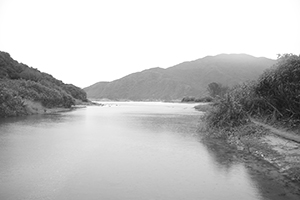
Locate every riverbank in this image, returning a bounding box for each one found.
[196,104,300,196]
[22,99,69,115]
[26,99,104,114]
[0,99,104,118]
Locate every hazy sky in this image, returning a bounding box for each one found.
[0,0,300,88]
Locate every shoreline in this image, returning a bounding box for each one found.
[196,104,300,196]
[0,99,104,119]
[226,124,300,191]
[27,100,104,115]
[22,99,85,115]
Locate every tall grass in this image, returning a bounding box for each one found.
[204,54,300,134]
[205,83,253,129]
[256,54,300,121]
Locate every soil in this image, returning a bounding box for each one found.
[202,136,300,200]
[224,123,300,199]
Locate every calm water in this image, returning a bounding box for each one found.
[0,102,295,200]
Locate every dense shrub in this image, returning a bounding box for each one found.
[255,54,300,120]
[181,96,196,102]
[0,51,87,102]
[63,84,87,102]
[182,96,213,103]
[195,96,213,102]
[205,84,250,129]
[0,84,27,117]
[207,82,228,98]
[0,52,23,79]
[204,54,300,131]
[0,79,75,109]
[0,51,88,117]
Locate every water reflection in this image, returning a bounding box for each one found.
[201,138,241,171]
[0,113,67,130]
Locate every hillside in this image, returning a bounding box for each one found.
[0,51,87,117]
[84,54,276,101]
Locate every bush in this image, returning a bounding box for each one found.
[204,54,300,132]
[195,96,214,102]
[0,50,90,117]
[182,96,213,103]
[204,84,250,129]
[0,79,75,109]
[207,82,229,98]
[0,85,27,117]
[0,50,87,103]
[181,96,195,102]
[255,54,300,121]
[63,84,87,102]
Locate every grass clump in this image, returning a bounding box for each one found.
[204,83,253,129]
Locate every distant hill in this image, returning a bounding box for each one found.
[0,51,87,117]
[84,54,276,101]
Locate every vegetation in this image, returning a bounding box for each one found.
[255,54,300,121]
[181,82,227,103]
[207,82,228,98]
[181,96,213,103]
[203,54,300,135]
[0,84,27,117]
[0,51,88,117]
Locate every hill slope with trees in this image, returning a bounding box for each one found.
[84,54,276,100]
[0,51,87,117]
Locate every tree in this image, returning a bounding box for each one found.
[207,82,228,98]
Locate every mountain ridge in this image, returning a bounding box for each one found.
[84,54,276,101]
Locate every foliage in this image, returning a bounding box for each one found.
[204,54,300,133]
[182,96,213,103]
[255,54,300,121]
[0,50,87,117]
[207,82,228,98]
[0,52,23,79]
[195,96,213,102]
[0,84,27,117]
[181,96,196,102]
[63,84,87,102]
[204,84,250,129]
[0,79,75,109]
[0,51,87,101]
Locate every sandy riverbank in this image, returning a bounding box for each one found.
[196,104,300,197]
[226,123,300,193]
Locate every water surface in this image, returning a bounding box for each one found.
[0,102,294,200]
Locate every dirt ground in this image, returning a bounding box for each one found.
[225,122,300,199]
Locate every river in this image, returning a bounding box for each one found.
[0,102,298,200]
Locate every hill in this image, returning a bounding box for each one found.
[0,51,87,117]
[84,54,276,101]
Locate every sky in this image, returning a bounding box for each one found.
[0,0,300,88]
